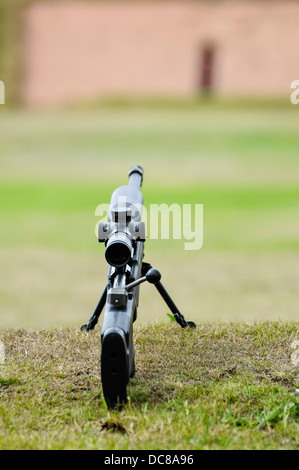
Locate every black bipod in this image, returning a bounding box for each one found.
[139,262,196,330]
[81,262,196,332]
[80,285,107,332]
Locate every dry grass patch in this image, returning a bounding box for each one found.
[0,322,298,449]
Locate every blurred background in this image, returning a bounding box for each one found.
[0,0,298,328]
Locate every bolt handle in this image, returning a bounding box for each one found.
[125,268,161,291]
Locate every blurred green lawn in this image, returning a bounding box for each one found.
[0,104,298,328]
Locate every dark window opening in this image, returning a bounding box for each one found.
[199,45,216,94]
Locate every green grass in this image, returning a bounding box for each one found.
[0,104,298,449]
[0,106,299,184]
[0,322,298,450]
[0,105,299,327]
[0,181,298,254]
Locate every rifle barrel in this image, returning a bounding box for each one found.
[128,165,143,189]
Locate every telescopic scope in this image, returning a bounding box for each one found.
[103,165,144,268]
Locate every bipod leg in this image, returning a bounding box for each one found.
[142,262,196,329]
[80,285,108,332]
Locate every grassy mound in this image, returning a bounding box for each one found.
[0,322,298,450]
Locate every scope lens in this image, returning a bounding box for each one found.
[105,233,132,268]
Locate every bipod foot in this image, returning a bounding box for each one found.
[80,285,108,332]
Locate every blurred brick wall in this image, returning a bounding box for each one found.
[21,1,299,106]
